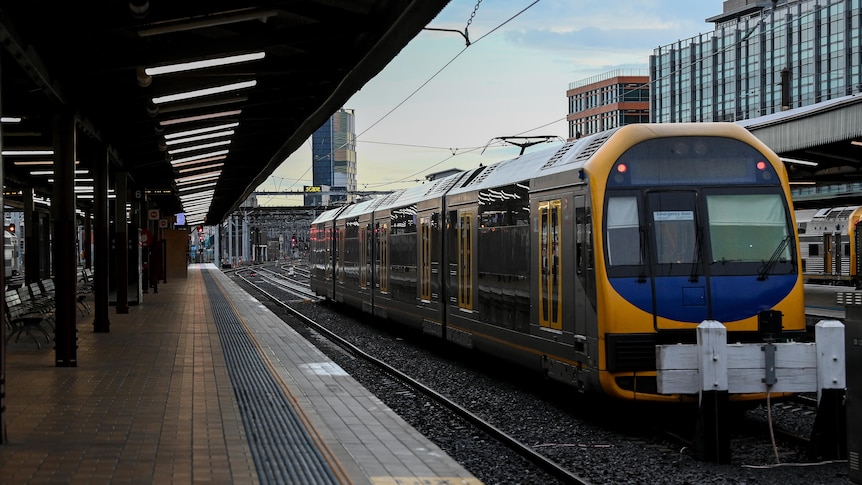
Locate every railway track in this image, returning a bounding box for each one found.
[232,271,589,484]
[227,263,851,484]
[239,265,319,301]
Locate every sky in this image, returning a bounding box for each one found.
[255,0,722,206]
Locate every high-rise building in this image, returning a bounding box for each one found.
[566,69,650,138]
[308,108,357,206]
[651,0,862,123]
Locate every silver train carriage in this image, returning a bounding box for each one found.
[796,205,862,286]
[310,123,805,403]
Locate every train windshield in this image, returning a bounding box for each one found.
[707,193,791,264]
[604,189,793,277]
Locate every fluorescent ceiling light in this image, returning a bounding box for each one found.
[159,110,241,126]
[171,150,229,165]
[172,155,227,168]
[138,9,278,37]
[156,96,247,115]
[3,150,53,156]
[178,182,217,192]
[181,196,215,204]
[181,192,215,202]
[177,172,221,183]
[178,163,224,174]
[166,130,234,146]
[168,140,231,155]
[165,123,239,140]
[152,80,256,105]
[145,52,265,76]
[780,157,818,167]
[852,141,862,147]
[1,117,22,123]
[30,169,89,176]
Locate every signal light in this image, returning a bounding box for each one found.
[7,223,14,234]
[756,161,767,171]
[616,163,628,173]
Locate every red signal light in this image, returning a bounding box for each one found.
[616,163,628,173]
[756,161,767,170]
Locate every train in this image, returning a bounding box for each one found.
[796,205,862,287]
[5,228,20,281]
[309,122,806,403]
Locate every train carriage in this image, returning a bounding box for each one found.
[311,122,807,403]
[796,205,862,286]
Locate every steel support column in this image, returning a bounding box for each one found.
[53,112,78,367]
[0,51,6,444]
[115,171,129,313]
[93,149,110,332]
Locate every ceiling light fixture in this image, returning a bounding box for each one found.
[171,155,227,168]
[780,157,819,167]
[171,150,230,165]
[137,9,278,37]
[178,163,224,174]
[160,110,242,126]
[152,80,256,105]
[169,140,231,155]
[3,150,53,156]
[165,122,239,139]
[166,132,234,147]
[145,52,265,76]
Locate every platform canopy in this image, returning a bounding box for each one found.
[737,95,862,192]
[0,1,450,224]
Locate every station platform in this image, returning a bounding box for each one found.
[1,264,481,485]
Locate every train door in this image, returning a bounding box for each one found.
[335,221,347,283]
[574,195,589,338]
[823,233,834,276]
[458,210,474,311]
[377,220,389,294]
[646,190,708,328]
[420,215,432,302]
[360,222,368,289]
[855,221,862,287]
[538,200,562,331]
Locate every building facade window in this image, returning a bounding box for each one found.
[650,0,862,123]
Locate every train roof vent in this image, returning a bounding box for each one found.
[540,140,580,169]
[571,132,613,163]
[462,164,498,187]
[371,190,403,209]
[426,172,466,195]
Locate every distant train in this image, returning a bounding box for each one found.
[310,123,806,403]
[796,205,862,287]
[5,228,20,280]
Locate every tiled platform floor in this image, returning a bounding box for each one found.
[0,264,481,485]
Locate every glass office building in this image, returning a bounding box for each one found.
[309,108,356,206]
[651,0,862,123]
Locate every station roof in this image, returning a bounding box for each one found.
[0,1,449,225]
[736,93,862,207]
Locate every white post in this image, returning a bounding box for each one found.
[815,319,846,402]
[697,320,728,394]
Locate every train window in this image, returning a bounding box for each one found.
[809,244,820,256]
[648,191,697,266]
[606,196,642,266]
[478,183,530,228]
[707,194,790,263]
